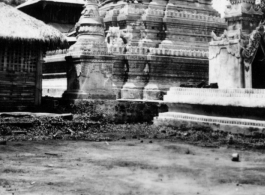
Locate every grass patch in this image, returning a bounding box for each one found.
[2,168,28,174]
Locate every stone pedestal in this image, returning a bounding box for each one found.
[63,55,115,99]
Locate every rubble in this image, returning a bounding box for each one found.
[232,153,240,162]
[0,111,265,150]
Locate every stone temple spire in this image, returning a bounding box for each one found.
[68,0,108,57]
[63,0,116,100]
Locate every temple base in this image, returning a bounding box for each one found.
[143,89,166,100]
[154,112,265,135]
[121,89,144,99]
[63,91,116,100]
[155,87,265,135]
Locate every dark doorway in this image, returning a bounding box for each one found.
[252,46,265,88]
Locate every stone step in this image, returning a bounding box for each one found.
[154,112,265,135]
[164,88,265,108]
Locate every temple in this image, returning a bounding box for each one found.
[18,0,226,100]
[14,0,265,132]
[100,0,226,100]
[155,0,265,134]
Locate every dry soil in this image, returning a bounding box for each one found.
[0,140,265,195]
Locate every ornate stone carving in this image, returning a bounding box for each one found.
[99,0,225,100]
[242,23,264,63]
[211,30,228,42]
[64,0,117,99]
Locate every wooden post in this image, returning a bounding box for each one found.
[35,49,43,105]
[3,44,7,72]
[0,46,2,71]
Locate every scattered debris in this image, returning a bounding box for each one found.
[45,164,55,168]
[185,149,191,155]
[1,112,265,150]
[66,128,75,136]
[12,131,27,135]
[44,153,61,157]
[0,140,6,145]
[232,153,240,162]
[53,130,63,139]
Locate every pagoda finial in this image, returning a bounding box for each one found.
[69,0,107,56]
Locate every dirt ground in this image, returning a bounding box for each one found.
[0,140,265,195]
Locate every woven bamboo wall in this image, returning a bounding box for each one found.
[0,41,42,111]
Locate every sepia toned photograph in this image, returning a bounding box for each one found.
[0,0,265,194]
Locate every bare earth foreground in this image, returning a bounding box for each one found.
[1,140,265,195]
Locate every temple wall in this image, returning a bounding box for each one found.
[209,43,243,89]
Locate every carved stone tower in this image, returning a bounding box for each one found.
[209,0,264,89]
[100,0,226,100]
[63,0,116,99]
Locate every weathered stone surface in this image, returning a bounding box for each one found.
[63,0,116,100]
[21,0,226,100]
[24,0,226,100]
[100,0,226,100]
[66,57,115,99]
[112,55,126,99]
[163,88,265,108]
[154,112,265,135]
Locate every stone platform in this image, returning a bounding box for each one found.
[164,88,265,108]
[154,112,265,135]
[155,88,265,135]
